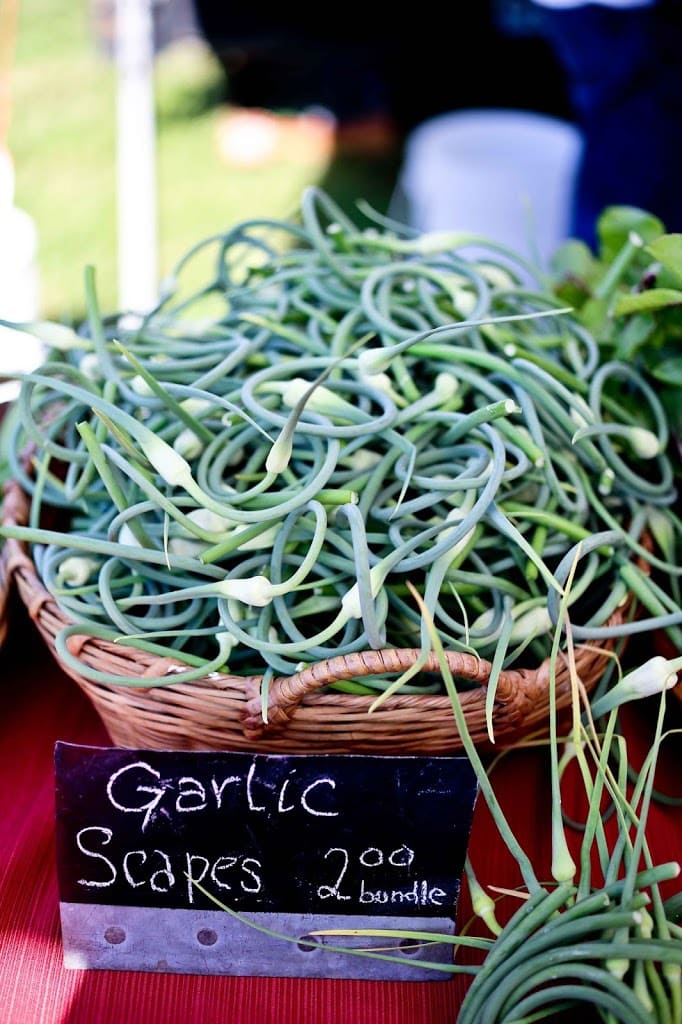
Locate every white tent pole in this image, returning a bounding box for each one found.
[115,0,158,314]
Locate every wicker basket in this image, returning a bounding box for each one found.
[2,478,636,755]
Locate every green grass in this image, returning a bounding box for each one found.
[8,0,400,321]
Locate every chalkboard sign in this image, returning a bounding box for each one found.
[55,743,478,980]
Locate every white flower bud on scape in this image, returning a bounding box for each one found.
[218,575,275,607]
[55,555,99,587]
[590,654,682,718]
[140,433,193,488]
[173,427,204,461]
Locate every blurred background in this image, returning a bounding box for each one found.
[1,0,680,325]
[0,0,573,324]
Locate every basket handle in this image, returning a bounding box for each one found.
[242,647,540,738]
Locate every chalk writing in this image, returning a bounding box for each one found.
[106,759,339,832]
[55,744,478,916]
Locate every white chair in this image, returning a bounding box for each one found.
[396,108,584,269]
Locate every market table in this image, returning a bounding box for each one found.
[1,591,679,1024]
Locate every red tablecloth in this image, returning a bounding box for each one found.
[1,594,679,1024]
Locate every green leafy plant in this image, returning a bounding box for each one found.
[549,206,682,455]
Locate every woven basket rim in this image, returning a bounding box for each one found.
[1,477,637,752]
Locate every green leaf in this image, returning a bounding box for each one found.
[650,356,682,387]
[613,313,655,361]
[597,206,665,262]
[645,233,682,285]
[612,288,682,316]
[549,239,595,282]
[578,295,611,334]
[548,240,598,309]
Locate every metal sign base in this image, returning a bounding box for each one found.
[60,902,456,981]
